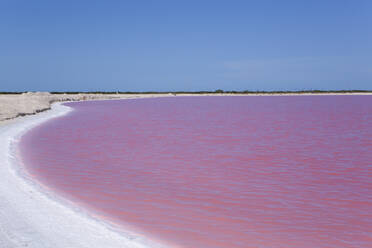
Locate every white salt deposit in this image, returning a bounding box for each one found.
[0,103,167,248]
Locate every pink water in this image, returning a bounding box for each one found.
[19,96,372,248]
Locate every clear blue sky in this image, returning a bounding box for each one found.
[1,0,371,92]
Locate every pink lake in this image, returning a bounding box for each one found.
[19,96,372,248]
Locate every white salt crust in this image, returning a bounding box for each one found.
[0,103,168,248]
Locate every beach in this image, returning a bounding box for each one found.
[0,92,371,248]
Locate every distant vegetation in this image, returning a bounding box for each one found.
[0,90,371,95]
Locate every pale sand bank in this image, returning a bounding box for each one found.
[0,92,174,122]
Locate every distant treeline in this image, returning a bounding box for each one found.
[1,90,371,94]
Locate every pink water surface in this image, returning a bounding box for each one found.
[19,96,372,248]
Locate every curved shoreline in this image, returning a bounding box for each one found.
[1,92,371,122]
[0,102,167,248]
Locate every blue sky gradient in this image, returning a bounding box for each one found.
[1,0,371,91]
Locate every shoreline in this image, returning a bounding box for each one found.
[1,93,371,247]
[0,92,174,122]
[0,102,168,248]
[1,92,371,124]
[1,94,371,247]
